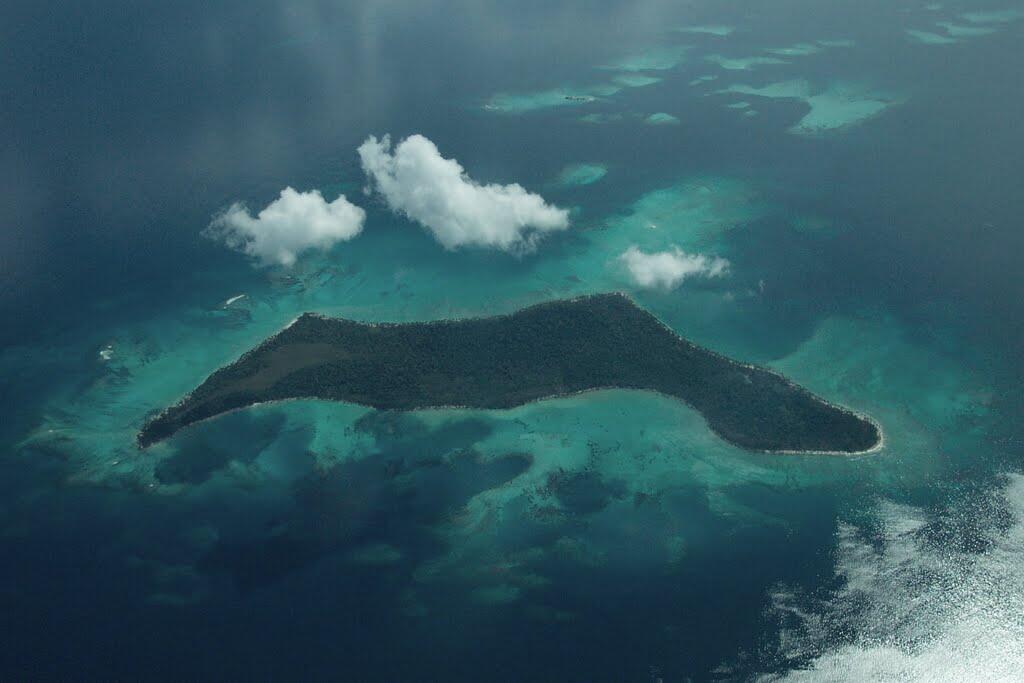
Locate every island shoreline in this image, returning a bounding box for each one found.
[138,293,883,454]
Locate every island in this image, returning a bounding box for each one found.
[139,293,881,453]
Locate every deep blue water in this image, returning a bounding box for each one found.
[2,1,1024,680]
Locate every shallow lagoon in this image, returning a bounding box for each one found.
[556,163,608,187]
[718,80,902,134]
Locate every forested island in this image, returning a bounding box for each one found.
[139,294,881,453]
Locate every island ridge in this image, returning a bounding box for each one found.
[139,293,881,453]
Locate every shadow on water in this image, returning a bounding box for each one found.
[198,411,531,591]
[155,411,289,485]
[544,468,628,516]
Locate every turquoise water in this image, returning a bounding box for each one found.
[2,1,1024,679]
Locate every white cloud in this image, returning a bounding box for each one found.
[206,187,365,267]
[620,245,729,289]
[358,134,569,252]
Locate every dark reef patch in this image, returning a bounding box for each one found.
[199,448,531,590]
[154,411,288,485]
[544,469,627,516]
[139,294,881,454]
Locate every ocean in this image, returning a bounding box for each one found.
[1,1,1022,679]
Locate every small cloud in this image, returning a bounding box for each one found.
[620,245,729,289]
[206,188,365,267]
[358,134,569,252]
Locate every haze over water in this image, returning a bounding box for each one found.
[2,1,1023,680]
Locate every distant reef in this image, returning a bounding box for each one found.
[139,294,881,454]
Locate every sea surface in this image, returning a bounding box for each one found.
[2,1,1023,680]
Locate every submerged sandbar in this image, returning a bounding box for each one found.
[139,294,881,453]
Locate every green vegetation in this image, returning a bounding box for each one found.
[139,294,880,453]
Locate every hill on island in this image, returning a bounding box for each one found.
[139,293,880,453]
